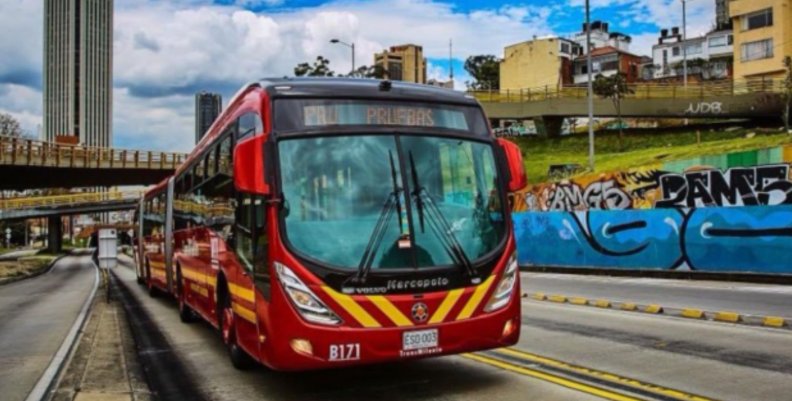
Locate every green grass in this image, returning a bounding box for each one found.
[514,128,792,184]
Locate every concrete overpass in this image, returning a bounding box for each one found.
[0,191,142,252]
[0,135,186,190]
[473,78,787,136]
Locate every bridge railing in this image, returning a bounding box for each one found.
[0,135,188,169]
[470,78,786,103]
[0,190,143,211]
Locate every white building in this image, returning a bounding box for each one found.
[43,0,114,147]
[649,27,734,80]
[572,21,632,54]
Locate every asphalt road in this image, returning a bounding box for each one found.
[0,252,96,401]
[113,258,792,401]
[522,273,792,318]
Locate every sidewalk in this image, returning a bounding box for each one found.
[52,282,151,401]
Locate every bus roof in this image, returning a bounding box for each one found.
[258,77,478,106]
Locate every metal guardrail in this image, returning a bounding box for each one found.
[0,135,188,169]
[470,78,786,103]
[0,191,143,211]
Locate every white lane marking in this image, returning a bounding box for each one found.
[25,256,99,401]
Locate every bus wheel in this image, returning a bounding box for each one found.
[219,292,254,370]
[177,267,195,323]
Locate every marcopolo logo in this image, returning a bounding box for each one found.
[387,277,450,291]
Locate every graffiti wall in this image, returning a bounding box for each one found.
[513,145,792,274]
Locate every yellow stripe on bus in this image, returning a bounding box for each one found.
[180,267,203,283]
[322,286,381,328]
[429,288,464,324]
[229,283,255,303]
[369,296,413,327]
[232,302,257,324]
[456,275,496,321]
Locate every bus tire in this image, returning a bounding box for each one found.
[218,282,254,370]
[176,266,196,323]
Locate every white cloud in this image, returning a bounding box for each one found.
[2,0,632,152]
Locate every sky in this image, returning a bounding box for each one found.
[0,0,717,152]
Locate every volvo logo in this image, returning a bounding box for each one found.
[411,302,429,323]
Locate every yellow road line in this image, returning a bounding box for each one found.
[594,299,611,308]
[714,311,740,323]
[494,348,717,401]
[462,353,640,401]
[681,309,704,319]
[547,295,567,303]
[763,316,785,328]
[569,297,588,305]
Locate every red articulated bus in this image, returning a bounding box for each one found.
[134,78,527,371]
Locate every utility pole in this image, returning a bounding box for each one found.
[586,0,595,171]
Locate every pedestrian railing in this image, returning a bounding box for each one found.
[0,190,143,211]
[0,135,188,169]
[469,78,787,103]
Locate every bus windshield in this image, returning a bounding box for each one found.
[278,134,506,271]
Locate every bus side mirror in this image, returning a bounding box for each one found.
[234,135,270,195]
[497,138,527,192]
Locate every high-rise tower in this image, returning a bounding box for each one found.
[195,92,222,144]
[43,0,113,147]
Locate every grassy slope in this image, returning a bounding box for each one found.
[513,129,792,184]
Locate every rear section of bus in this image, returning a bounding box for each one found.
[241,79,527,370]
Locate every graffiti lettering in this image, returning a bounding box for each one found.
[545,180,631,211]
[657,165,792,208]
[514,205,792,273]
[684,101,723,115]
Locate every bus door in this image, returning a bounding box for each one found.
[232,195,268,357]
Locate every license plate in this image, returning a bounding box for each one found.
[402,329,438,351]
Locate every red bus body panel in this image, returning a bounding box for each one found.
[138,82,521,371]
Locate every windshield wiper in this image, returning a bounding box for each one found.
[408,152,478,282]
[353,151,403,284]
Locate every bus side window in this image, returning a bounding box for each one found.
[235,195,270,299]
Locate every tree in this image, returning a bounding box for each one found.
[294,56,335,77]
[464,55,500,90]
[593,73,633,150]
[348,64,386,79]
[783,56,792,134]
[0,112,23,137]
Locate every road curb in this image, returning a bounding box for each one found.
[526,292,790,331]
[24,259,99,401]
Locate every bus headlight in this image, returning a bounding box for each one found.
[484,252,518,313]
[275,262,342,325]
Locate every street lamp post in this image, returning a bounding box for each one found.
[682,0,688,90]
[586,0,595,171]
[330,39,355,74]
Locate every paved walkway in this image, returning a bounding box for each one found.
[52,274,150,401]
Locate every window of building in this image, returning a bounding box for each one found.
[561,43,570,54]
[742,8,773,31]
[672,47,680,57]
[708,35,728,48]
[741,39,774,62]
[686,42,703,55]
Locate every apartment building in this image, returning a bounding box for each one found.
[374,44,427,84]
[499,37,582,90]
[730,0,792,80]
